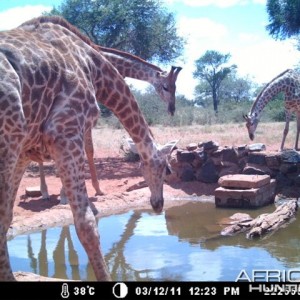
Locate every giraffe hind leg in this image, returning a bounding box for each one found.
[43,116,110,280]
[39,162,50,200]
[85,129,104,196]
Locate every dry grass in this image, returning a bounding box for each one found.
[92,121,298,155]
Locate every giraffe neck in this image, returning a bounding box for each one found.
[19,16,158,161]
[251,69,295,116]
[99,72,156,160]
[99,46,163,85]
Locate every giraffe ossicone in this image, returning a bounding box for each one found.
[0,15,178,281]
[244,69,300,151]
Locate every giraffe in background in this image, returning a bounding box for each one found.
[38,49,182,202]
[0,16,177,281]
[244,69,300,150]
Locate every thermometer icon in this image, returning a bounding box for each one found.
[61,283,70,299]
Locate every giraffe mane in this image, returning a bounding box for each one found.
[19,15,99,52]
[99,46,163,73]
[19,16,164,74]
[250,69,293,114]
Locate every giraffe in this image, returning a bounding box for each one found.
[244,69,300,151]
[0,16,177,281]
[100,46,182,116]
[38,49,182,202]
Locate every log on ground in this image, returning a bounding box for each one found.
[221,200,298,239]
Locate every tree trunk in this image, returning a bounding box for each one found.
[212,89,218,114]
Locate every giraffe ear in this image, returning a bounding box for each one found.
[158,140,179,156]
[171,66,182,82]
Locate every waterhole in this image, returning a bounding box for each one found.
[8,200,300,281]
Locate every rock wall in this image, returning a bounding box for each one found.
[166,141,300,194]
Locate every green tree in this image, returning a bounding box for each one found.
[219,72,254,103]
[193,50,237,114]
[47,0,185,63]
[266,0,300,39]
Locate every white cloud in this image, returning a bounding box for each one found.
[0,5,52,31]
[178,17,228,43]
[173,17,230,98]
[166,0,266,8]
[233,38,300,83]
[182,0,248,7]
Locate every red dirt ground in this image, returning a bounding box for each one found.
[12,148,218,236]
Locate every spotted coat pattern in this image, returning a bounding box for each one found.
[38,48,182,200]
[245,69,300,150]
[0,16,177,281]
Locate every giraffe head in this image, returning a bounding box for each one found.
[154,66,182,116]
[128,139,178,212]
[142,140,177,212]
[243,112,259,141]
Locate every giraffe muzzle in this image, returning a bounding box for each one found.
[150,197,164,213]
[168,102,175,116]
[249,133,254,140]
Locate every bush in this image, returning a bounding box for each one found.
[97,87,290,127]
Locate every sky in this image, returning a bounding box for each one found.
[1,0,300,99]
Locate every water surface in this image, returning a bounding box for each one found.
[8,201,300,281]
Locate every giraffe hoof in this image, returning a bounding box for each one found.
[95,190,105,196]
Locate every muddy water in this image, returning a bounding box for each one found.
[8,200,300,281]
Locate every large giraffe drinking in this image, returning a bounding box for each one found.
[0,16,177,281]
[244,69,300,151]
[38,48,182,202]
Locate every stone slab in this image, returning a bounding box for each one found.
[215,179,276,208]
[218,174,270,189]
[25,186,42,197]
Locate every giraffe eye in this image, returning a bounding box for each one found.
[166,165,171,175]
[162,85,169,92]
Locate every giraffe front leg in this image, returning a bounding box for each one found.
[0,151,30,281]
[295,114,300,151]
[0,152,15,280]
[280,111,291,151]
[44,127,110,281]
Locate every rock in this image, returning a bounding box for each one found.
[199,140,219,152]
[247,143,266,152]
[265,153,281,169]
[177,150,196,163]
[186,143,198,151]
[180,167,195,182]
[25,186,42,198]
[279,163,298,174]
[215,179,276,209]
[196,159,219,183]
[247,153,266,165]
[281,149,300,163]
[242,163,272,176]
[218,174,270,189]
[218,165,241,177]
[222,147,239,164]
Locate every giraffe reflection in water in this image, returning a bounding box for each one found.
[25,212,145,281]
[27,227,84,280]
